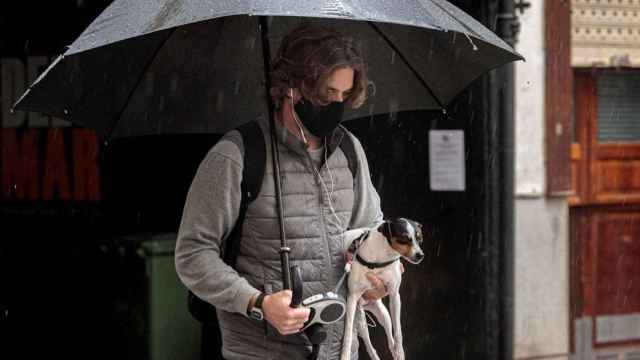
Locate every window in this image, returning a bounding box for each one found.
[596,71,640,142]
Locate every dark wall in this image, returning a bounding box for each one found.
[347,89,489,359]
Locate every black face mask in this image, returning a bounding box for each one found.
[294,98,345,139]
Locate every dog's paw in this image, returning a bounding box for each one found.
[392,344,405,360]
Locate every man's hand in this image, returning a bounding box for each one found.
[362,263,405,303]
[261,290,310,335]
[362,273,388,302]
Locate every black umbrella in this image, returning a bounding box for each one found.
[12,0,523,292]
[12,0,523,139]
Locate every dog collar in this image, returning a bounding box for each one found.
[355,253,400,269]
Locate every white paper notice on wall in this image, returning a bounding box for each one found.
[429,130,465,191]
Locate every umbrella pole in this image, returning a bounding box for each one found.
[259,16,292,291]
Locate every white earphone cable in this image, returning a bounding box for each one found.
[289,89,345,234]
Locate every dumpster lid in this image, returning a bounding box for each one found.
[141,233,177,255]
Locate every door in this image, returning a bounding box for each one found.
[571,69,640,356]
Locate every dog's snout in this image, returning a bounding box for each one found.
[407,251,425,264]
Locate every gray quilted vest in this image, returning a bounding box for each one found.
[217,116,359,360]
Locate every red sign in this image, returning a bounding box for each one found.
[2,56,101,202]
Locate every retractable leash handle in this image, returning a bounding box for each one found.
[290,264,327,360]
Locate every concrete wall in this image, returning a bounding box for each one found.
[514,199,569,359]
[515,0,545,197]
[514,1,570,359]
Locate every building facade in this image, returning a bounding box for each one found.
[514,0,640,359]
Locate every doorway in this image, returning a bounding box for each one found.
[571,69,640,358]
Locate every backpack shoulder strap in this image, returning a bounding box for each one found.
[223,121,265,267]
[338,131,359,179]
[237,121,266,204]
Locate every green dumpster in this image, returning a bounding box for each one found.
[141,234,200,360]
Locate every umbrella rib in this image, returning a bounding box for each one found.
[105,27,177,140]
[367,21,446,111]
[428,0,480,38]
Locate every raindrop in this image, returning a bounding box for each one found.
[368,81,377,97]
[387,98,399,125]
[216,91,225,113]
[158,95,165,111]
[145,73,155,95]
[248,36,256,51]
[390,50,396,65]
[170,73,179,94]
[454,48,462,62]
[9,108,15,115]
[463,33,478,51]
[63,109,69,115]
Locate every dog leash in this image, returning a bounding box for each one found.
[333,230,369,293]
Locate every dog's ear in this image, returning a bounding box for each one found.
[398,218,426,244]
[379,219,414,244]
[414,222,424,244]
[407,219,423,233]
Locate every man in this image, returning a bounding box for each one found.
[175,24,389,359]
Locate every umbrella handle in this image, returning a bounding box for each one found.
[290,265,303,307]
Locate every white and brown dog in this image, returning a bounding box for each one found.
[340,218,425,360]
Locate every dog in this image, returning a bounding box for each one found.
[340,218,425,360]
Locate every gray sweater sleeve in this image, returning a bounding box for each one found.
[175,134,260,317]
[347,132,383,242]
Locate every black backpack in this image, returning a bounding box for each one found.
[187,121,359,323]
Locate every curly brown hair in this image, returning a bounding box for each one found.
[270,24,368,110]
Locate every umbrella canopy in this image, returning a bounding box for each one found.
[13,0,523,139]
